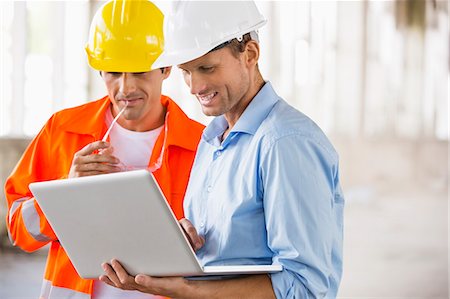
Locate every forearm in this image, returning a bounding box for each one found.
[184,274,276,299]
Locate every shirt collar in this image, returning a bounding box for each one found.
[203,81,280,144]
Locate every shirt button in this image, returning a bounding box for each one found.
[216,151,222,156]
[207,186,212,193]
[200,222,205,228]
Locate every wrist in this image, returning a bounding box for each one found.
[181,279,210,299]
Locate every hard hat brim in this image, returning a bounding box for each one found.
[151,46,209,69]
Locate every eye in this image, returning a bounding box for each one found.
[199,66,214,73]
[132,72,147,76]
[106,72,122,77]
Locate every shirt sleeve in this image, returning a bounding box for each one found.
[260,133,344,298]
[5,115,58,252]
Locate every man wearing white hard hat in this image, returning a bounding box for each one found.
[102,1,344,298]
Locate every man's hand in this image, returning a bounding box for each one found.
[100,260,144,291]
[99,219,205,297]
[99,259,191,298]
[68,141,121,178]
[179,218,205,251]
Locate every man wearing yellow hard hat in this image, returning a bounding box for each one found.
[101,1,344,298]
[4,1,203,298]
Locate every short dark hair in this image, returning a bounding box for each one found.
[209,33,253,58]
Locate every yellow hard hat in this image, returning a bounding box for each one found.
[85,0,164,72]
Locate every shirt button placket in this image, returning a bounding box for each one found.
[213,148,223,160]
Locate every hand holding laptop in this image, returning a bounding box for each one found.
[99,218,204,291]
[179,218,205,252]
[100,258,276,299]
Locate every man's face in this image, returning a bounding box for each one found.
[101,69,170,123]
[178,47,252,120]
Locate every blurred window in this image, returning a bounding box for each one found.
[1,1,90,137]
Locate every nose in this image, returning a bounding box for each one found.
[119,73,137,96]
[187,73,207,95]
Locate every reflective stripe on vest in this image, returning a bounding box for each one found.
[8,197,29,224]
[21,199,52,242]
[7,197,29,245]
[40,279,90,299]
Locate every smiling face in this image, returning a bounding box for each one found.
[101,68,171,131]
[178,41,261,127]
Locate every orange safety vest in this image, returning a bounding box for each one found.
[5,95,204,299]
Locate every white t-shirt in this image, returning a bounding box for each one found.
[92,108,164,299]
[105,108,163,169]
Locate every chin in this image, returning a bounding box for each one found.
[202,107,223,117]
[123,111,140,121]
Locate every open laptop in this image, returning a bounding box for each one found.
[29,170,282,279]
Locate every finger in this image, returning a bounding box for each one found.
[71,152,119,171]
[69,160,121,178]
[75,162,122,173]
[135,274,155,286]
[77,141,111,156]
[135,275,163,294]
[179,218,204,251]
[102,262,121,287]
[99,274,116,287]
[111,259,135,286]
[83,152,120,164]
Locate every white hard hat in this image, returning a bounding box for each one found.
[152,1,267,68]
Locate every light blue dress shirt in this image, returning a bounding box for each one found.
[184,82,344,298]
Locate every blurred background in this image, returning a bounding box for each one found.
[0,0,448,298]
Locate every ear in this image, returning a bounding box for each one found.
[244,40,260,68]
[161,66,172,79]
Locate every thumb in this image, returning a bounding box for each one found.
[135,274,152,285]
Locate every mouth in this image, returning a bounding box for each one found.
[118,98,143,107]
[197,92,217,106]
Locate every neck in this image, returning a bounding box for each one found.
[224,72,265,130]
